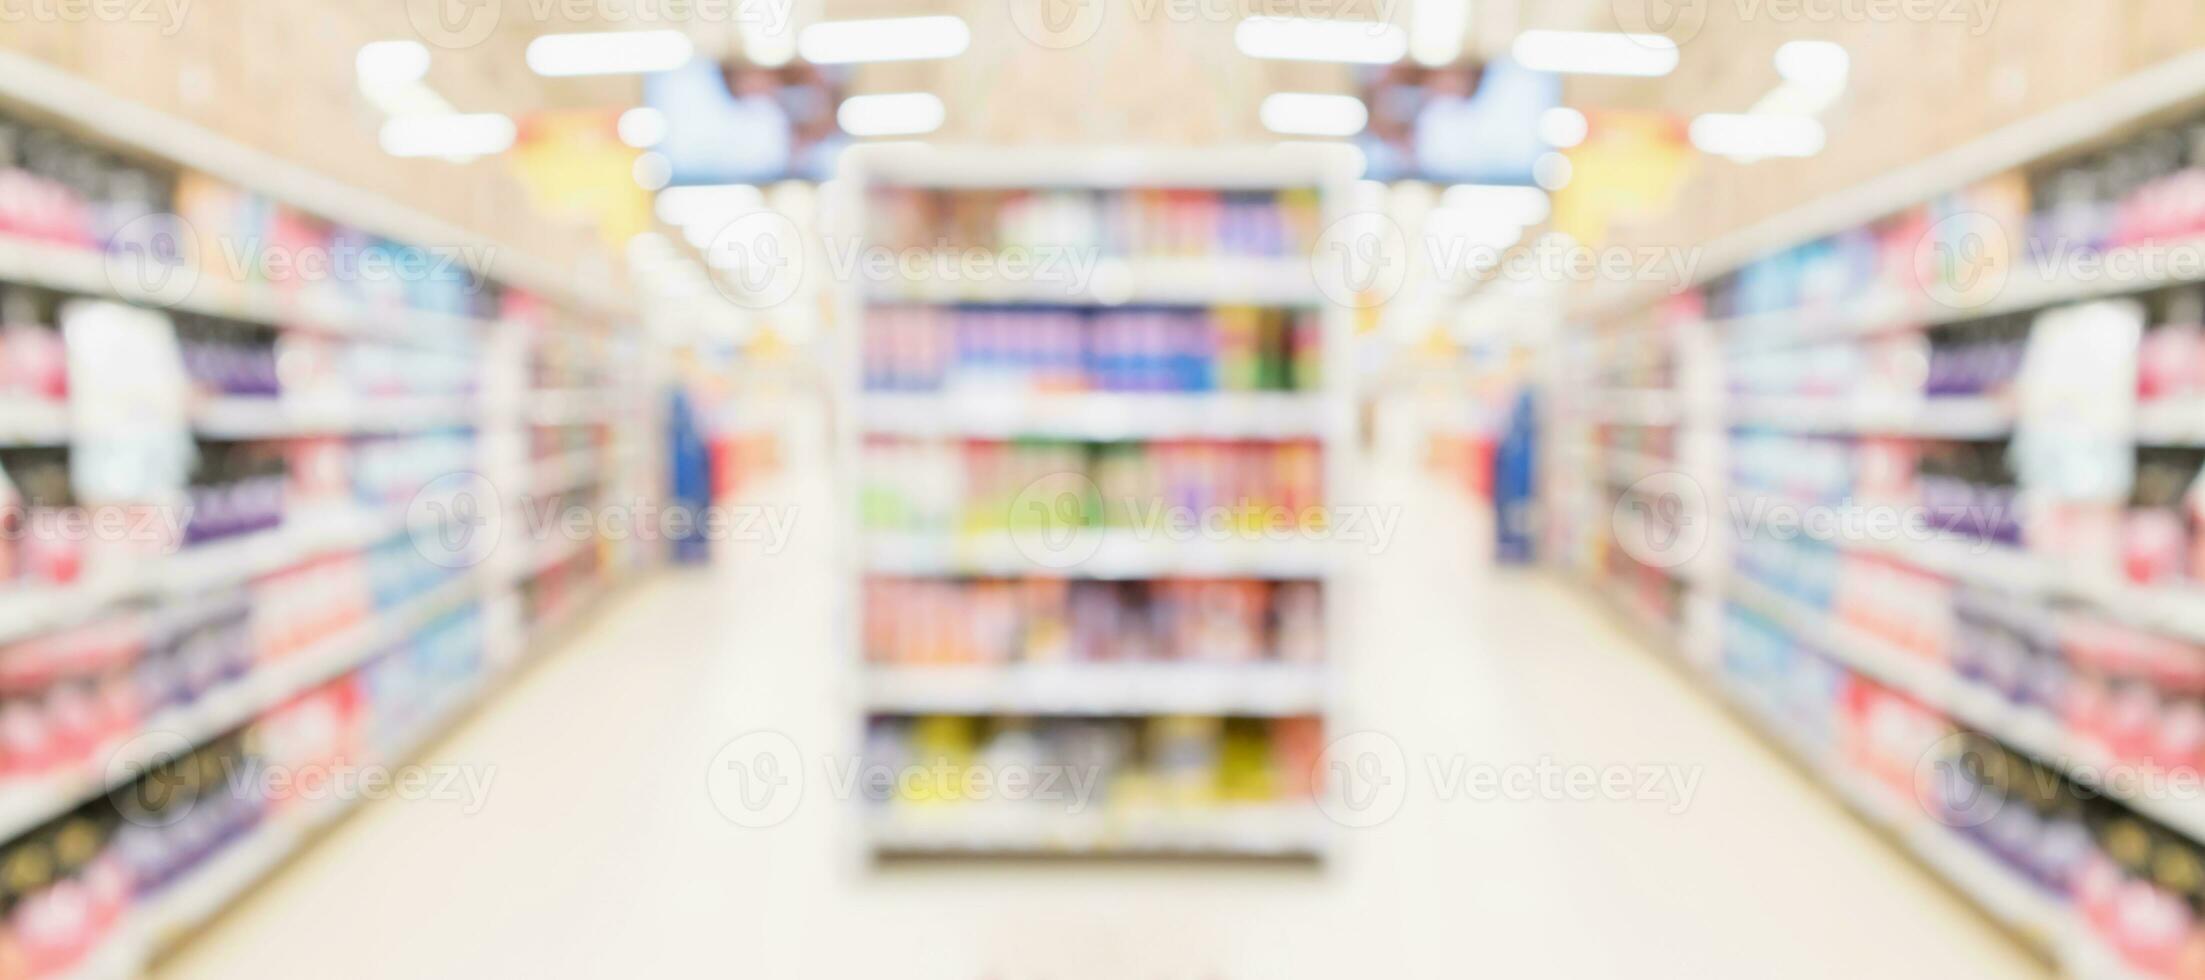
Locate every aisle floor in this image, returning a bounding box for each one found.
[159,431,2046,979]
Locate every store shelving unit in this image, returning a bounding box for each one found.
[0,58,655,979]
[1551,50,2205,978]
[837,146,1356,859]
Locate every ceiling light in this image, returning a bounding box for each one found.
[380,114,516,158]
[1235,17,1408,64]
[526,30,694,77]
[357,41,430,86]
[1409,0,1470,67]
[1510,30,1677,76]
[797,16,970,64]
[1538,107,1588,148]
[1689,113,1825,158]
[657,184,764,228]
[1259,93,1369,137]
[1774,40,1850,87]
[618,107,669,148]
[837,93,947,137]
[1440,184,1550,225]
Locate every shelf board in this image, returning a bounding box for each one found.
[867,803,1327,857]
[863,662,1325,716]
[0,506,406,649]
[0,233,489,349]
[860,391,1331,440]
[1726,395,2017,439]
[1727,575,2205,846]
[862,532,1333,580]
[864,256,1320,307]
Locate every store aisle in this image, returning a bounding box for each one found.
[158,431,2045,979]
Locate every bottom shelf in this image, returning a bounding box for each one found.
[867,803,1327,858]
[68,579,630,980]
[1576,577,2151,979]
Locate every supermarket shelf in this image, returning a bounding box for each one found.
[864,257,1321,307]
[191,396,478,439]
[1727,575,2205,845]
[1717,232,2205,352]
[0,506,407,649]
[863,662,1325,717]
[0,398,70,445]
[0,570,485,845]
[860,391,1331,440]
[0,232,487,348]
[1584,49,2205,319]
[67,582,622,980]
[0,49,627,318]
[1726,396,2016,439]
[863,532,1333,580]
[1721,679,2069,949]
[867,803,1327,857]
[1847,534,2205,647]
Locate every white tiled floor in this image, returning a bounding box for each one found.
[156,431,2046,979]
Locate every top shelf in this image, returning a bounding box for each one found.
[0,233,489,347]
[1717,231,2205,351]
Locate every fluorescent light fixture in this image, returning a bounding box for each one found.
[657,184,764,228]
[618,107,669,148]
[526,30,694,77]
[1259,93,1368,137]
[1510,30,1677,76]
[1235,17,1408,64]
[357,41,430,86]
[837,93,946,137]
[379,113,516,158]
[1538,107,1588,148]
[1689,113,1826,158]
[1409,0,1470,67]
[1441,184,1550,225]
[797,16,970,64]
[1775,40,1849,86]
